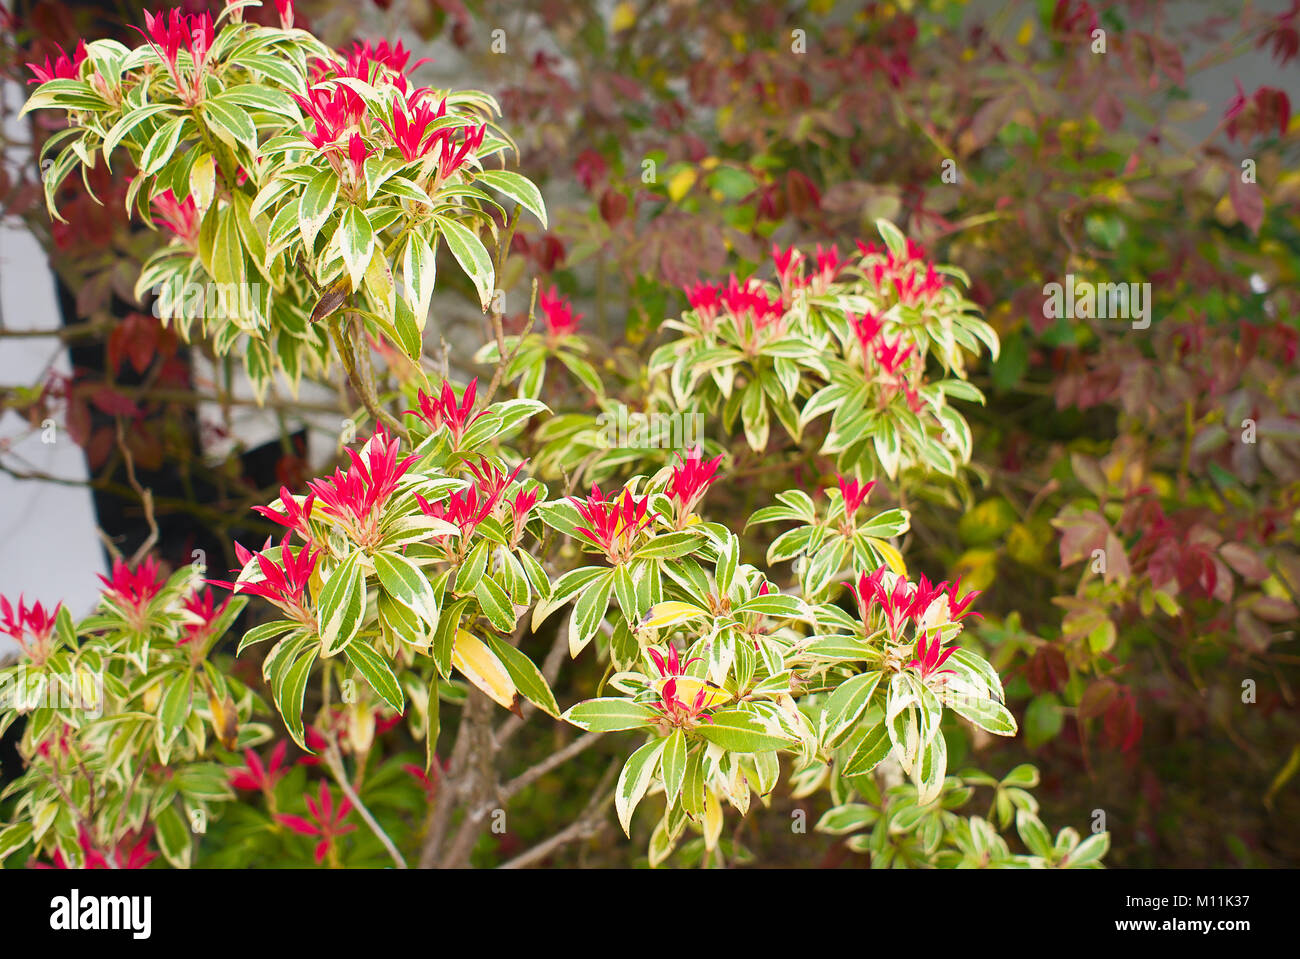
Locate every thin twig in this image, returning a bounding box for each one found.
[481,203,525,408]
[324,741,408,869]
[498,758,619,869]
[482,278,538,407]
[499,730,604,802]
[114,417,159,565]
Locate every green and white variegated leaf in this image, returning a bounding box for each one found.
[344,639,405,712]
[913,728,947,807]
[474,575,517,632]
[947,647,1007,703]
[820,670,882,748]
[816,803,880,835]
[338,205,375,292]
[946,692,1018,736]
[401,232,436,330]
[885,672,921,773]
[276,646,319,750]
[1066,831,1110,867]
[767,526,813,565]
[372,550,439,626]
[0,822,34,864]
[153,803,192,869]
[483,633,559,717]
[568,569,614,658]
[436,215,494,310]
[751,750,780,796]
[842,717,893,777]
[1016,808,1054,859]
[616,737,666,836]
[474,170,547,228]
[661,729,688,807]
[531,565,607,631]
[237,619,298,655]
[696,707,796,754]
[562,697,658,732]
[318,551,367,657]
[634,531,706,560]
[734,592,803,619]
[298,168,338,251]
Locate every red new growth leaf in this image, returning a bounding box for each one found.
[0,594,62,664]
[98,557,165,621]
[430,122,486,181]
[647,645,715,727]
[133,9,215,101]
[178,588,230,646]
[378,88,449,162]
[509,486,541,531]
[668,446,722,520]
[209,534,319,626]
[849,310,884,355]
[539,285,582,337]
[306,426,419,547]
[848,567,981,643]
[407,378,487,445]
[568,484,654,563]
[230,741,290,792]
[907,631,959,680]
[275,781,356,864]
[418,457,523,541]
[346,132,371,181]
[465,457,526,504]
[835,474,876,515]
[251,486,316,543]
[276,0,295,29]
[26,40,87,84]
[292,83,366,151]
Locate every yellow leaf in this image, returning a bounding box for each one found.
[611,2,636,32]
[667,167,697,203]
[1016,19,1034,46]
[207,689,238,750]
[656,676,731,710]
[867,537,907,577]
[643,601,708,630]
[1006,521,1049,567]
[703,788,724,851]
[190,153,215,216]
[348,701,376,754]
[952,548,998,592]
[364,247,395,322]
[452,629,520,714]
[308,560,325,605]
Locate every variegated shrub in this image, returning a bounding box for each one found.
[0,2,1106,870]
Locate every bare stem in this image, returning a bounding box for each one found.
[499,730,604,802]
[498,758,619,869]
[324,741,408,869]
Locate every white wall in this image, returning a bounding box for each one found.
[0,77,106,658]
